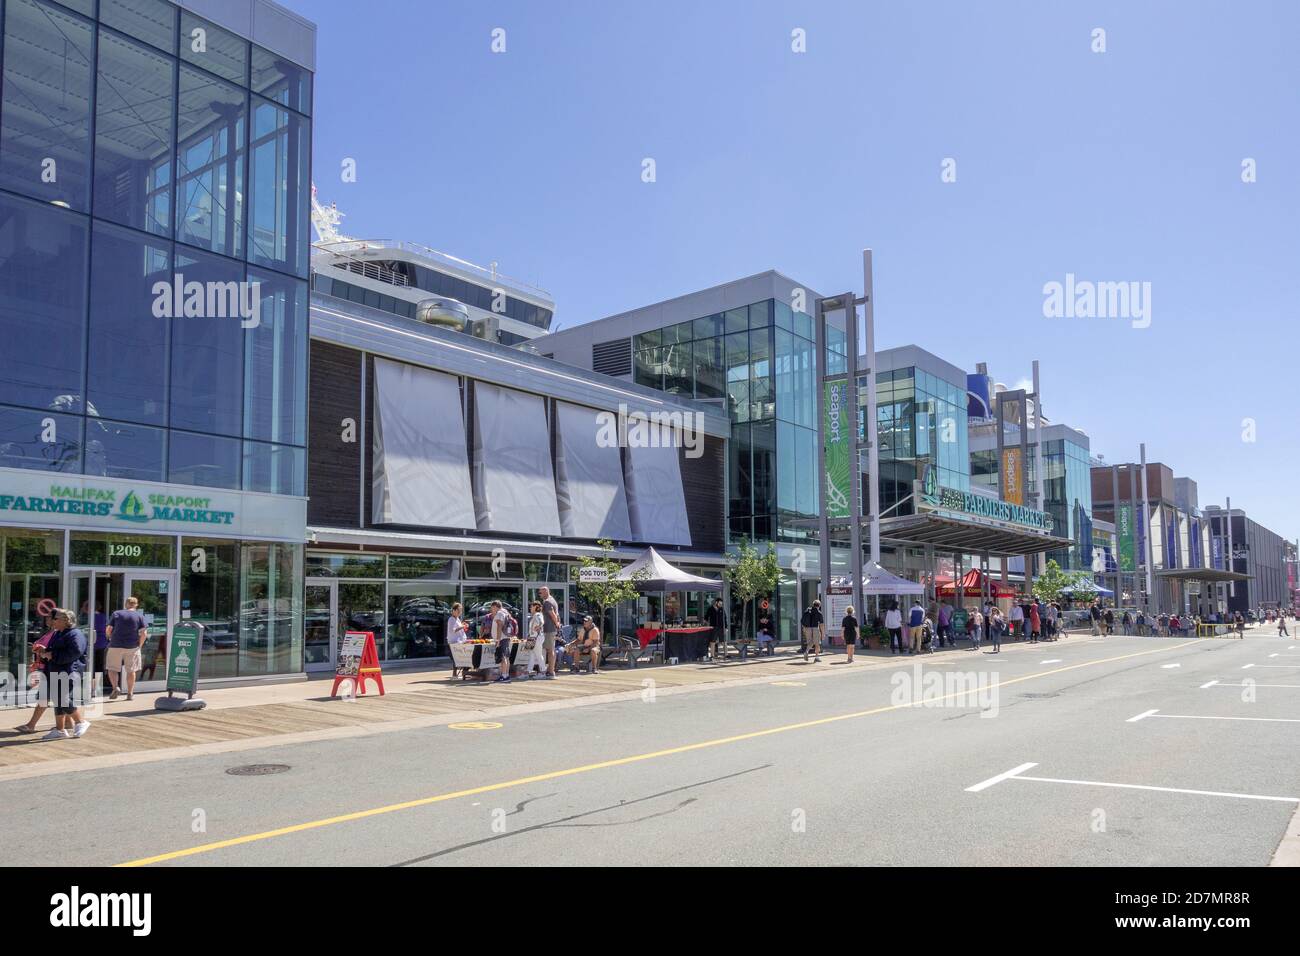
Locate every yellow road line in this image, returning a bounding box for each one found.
[118,640,1196,866]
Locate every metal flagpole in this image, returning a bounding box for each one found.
[862,250,880,568]
[1139,445,1155,617]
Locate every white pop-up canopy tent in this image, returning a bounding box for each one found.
[615,547,723,590]
[830,562,924,596]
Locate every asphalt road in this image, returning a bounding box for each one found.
[6,632,1299,866]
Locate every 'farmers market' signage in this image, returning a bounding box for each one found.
[920,480,1054,532]
[0,483,234,525]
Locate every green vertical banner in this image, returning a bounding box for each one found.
[166,622,203,696]
[1117,503,1135,572]
[823,380,851,519]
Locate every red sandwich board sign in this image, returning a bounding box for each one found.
[331,630,384,697]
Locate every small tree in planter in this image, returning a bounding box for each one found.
[1032,559,1092,604]
[726,537,781,655]
[575,539,646,640]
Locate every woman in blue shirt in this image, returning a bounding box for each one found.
[36,608,91,741]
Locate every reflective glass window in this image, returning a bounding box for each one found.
[248,96,310,277]
[251,44,311,115]
[87,221,170,425]
[0,403,81,472]
[180,12,249,85]
[168,429,240,490]
[82,418,165,481]
[242,440,304,496]
[100,0,177,54]
[748,299,772,329]
[0,0,95,210]
[93,28,174,236]
[176,66,247,257]
[244,268,307,445]
[693,336,723,399]
[169,247,245,436]
[0,193,88,411]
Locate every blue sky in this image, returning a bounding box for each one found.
[290,0,1299,541]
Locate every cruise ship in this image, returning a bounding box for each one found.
[308,187,556,347]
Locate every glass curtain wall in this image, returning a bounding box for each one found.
[0,0,311,496]
[869,367,970,519]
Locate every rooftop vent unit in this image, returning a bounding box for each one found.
[416,297,469,331]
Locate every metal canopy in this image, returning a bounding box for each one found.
[877,512,1072,556]
[1155,567,1251,584]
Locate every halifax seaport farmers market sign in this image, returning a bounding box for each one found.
[0,483,235,525]
[919,466,1054,532]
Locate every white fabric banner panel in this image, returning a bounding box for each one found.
[554,401,632,540]
[372,358,476,529]
[471,382,561,535]
[624,439,692,547]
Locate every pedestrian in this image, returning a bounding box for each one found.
[37,609,90,740]
[1009,602,1024,640]
[937,602,952,648]
[1103,607,1115,635]
[1029,601,1041,644]
[1121,610,1133,636]
[707,596,728,661]
[83,600,108,698]
[1279,615,1289,638]
[445,601,468,679]
[884,601,903,655]
[489,600,514,682]
[842,606,858,663]
[12,615,56,734]
[524,601,546,678]
[1089,601,1102,637]
[969,608,984,651]
[989,607,1003,653]
[907,599,925,655]
[802,599,824,663]
[1135,609,1146,636]
[105,595,148,701]
[539,586,560,679]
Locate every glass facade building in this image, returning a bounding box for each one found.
[866,365,971,519]
[0,0,314,694]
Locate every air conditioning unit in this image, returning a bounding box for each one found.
[468,316,500,342]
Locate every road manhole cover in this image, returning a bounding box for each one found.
[225,763,291,776]
[1018,692,1059,699]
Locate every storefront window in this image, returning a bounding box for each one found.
[181,537,240,678]
[387,581,456,660]
[335,579,386,660]
[460,584,522,641]
[388,556,458,580]
[238,541,301,674]
[306,551,385,578]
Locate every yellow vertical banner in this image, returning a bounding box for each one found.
[1002,447,1023,505]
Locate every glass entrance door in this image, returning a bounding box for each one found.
[123,572,176,684]
[304,578,336,672]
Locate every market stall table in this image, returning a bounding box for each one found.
[636,626,714,662]
[449,639,524,678]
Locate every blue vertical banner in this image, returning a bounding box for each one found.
[1166,517,1178,570]
[1211,531,1223,570]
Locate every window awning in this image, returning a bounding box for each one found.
[1155,567,1251,584]
[877,511,1072,556]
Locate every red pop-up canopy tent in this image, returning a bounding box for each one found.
[935,569,1016,599]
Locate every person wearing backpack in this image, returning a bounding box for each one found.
[802,599,824,663]
[490,601,516,682]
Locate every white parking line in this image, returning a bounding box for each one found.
[1205,682,1300,689]
[1127,709,1159,722]
[1143,712,1300,724]
[965,762,1038,792]
[1040,659,1061,664]
[1243,665,1300,669]
[1199,680,1219,688]
[1160,663,1181,669]
[966,767,1300,804]
[1242,664,1256,670]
